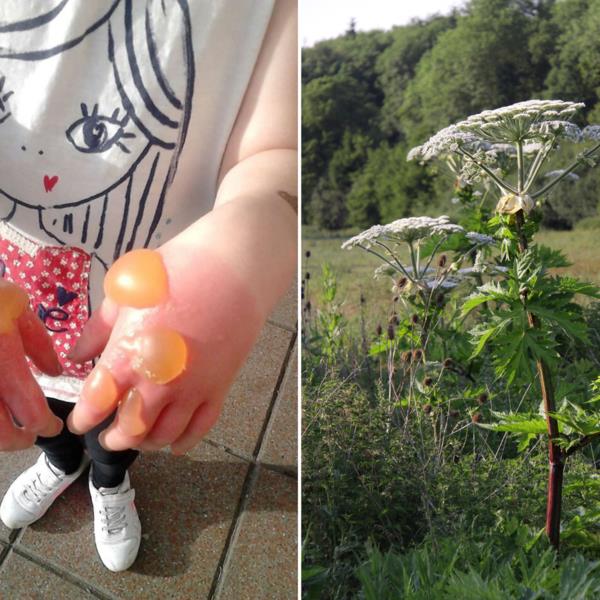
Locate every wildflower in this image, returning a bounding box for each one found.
[495,193,534,215]
[583,125,600,141]
[466,232,495,246]
[342,216,464,249]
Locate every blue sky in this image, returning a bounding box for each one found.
[301,0,465,46]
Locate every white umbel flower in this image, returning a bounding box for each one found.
[466,232,496,245]
[342,216,464,249]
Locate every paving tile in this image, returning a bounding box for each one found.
[218,468,297,600]
[260,347,298,471]
[0,447,41,543]
[207,323,293,457]
[268,279,297,331]
[0,552,96,599]
[18,444,251,600]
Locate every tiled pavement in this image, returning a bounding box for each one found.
[0,282,298,599]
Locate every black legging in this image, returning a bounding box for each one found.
[36,397,138,488]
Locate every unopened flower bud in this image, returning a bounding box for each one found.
[411,314,419,324]
[305,272,311,281]
[305,250,311,258]
[387,324,395,340]
[443,358,453,368]
[376,324,383,336]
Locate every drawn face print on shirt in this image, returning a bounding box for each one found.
[0,0,194,263]
[0,48,149,209]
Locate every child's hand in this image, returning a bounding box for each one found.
[0,282,63,449]
[67,194,296,454]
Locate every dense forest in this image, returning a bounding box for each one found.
[302,0,600,230]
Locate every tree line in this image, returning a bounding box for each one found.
[302,0,600,230]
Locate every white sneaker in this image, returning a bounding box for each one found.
[89,470,141,572]
[0,452,90,529]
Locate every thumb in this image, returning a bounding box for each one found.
[69,299,119,363]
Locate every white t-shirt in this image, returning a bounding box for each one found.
[0,0,275,401]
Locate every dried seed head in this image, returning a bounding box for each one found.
[413,349,423,362]
[376,324,383,336]
[435,293,445,308]
[450,410,460,418]
[397,277,408,289]
[304,301,312,312]
[401,351,412,363]
[411,314,419,324]
[305,250,311,258]
[443,358,453,368]
[424,377,434,387]
[389,314,400,326]
[438,254,447,268]
[393,296,399,303]
[360,294,366,305]
[387,324,395,340]
[471,413,482,424]
[477,393,488,405]
[423,404,433,415]
[305,272,311,280]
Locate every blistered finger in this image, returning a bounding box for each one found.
[99,387,167,451]
[170,400,221,455]
[67,364,124,435]
[17,307,62,376]
[0,332,63,436]
[68,299,119,364]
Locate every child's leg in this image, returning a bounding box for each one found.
[36,397,85,474]
[84,414,138,488]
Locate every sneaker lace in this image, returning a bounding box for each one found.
[100,504,127,535]
[23,470,62,504]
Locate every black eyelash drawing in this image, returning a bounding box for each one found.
[0,75,14,124]
[66,103,137,155]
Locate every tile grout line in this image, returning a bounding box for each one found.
[266,317,297,333]
[0,524,117,598]
[202,438,297,479]
[207,332,297,600]
[7,538,119,600]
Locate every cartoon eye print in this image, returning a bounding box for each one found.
[66,103,136,154]
[0,75,14,125]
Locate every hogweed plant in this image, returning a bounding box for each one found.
[409,99,600,551]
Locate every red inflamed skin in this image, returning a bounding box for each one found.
[0,280,64,449]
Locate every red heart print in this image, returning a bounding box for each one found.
[43,175,59,192]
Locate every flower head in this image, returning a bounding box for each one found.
[342,216,464,249]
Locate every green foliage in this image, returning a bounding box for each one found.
[356,518,600,599]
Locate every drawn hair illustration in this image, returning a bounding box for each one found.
[0,0,195,267]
